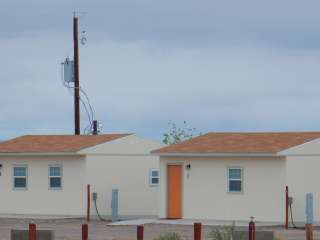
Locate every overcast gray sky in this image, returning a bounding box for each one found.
[1,0,320,141]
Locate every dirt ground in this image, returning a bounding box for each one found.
[1,218,208,240]
[0,218,314,240]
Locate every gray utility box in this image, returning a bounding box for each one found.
[11,229,54,240]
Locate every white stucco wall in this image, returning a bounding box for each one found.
[86,155,159,218]
[285,155,320,223]
[84,135,163,219]
[281,139,320,223]
[0,135,162,218]
[0,155,86,216]
[159,156,286,222]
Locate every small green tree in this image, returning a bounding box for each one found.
[163,121,198,145]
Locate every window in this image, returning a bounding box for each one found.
[13,166,27,189]
[49,165,62,189]
[149,169,159,186]
[228,167,243,193]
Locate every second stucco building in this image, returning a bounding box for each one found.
[152,132,320,224]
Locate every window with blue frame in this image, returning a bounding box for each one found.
[49,165,62,189]
[149,169,159,186]
[228,167,243,193]
[13,166,27,189]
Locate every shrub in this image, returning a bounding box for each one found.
[153,232,183,240]
[273,237,283,240]
[207,223,245,240]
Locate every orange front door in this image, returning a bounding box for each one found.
[167,165,182,219]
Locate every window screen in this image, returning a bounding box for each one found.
[228,168,242,192]
[13,166,27,189]
[149,169,159,186]
[49,165,62,189]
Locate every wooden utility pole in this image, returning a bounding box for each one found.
[73,13,81,135]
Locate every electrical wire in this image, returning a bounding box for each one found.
[61,62,95,134]
[93,198,108,222]
[83,122,93,135]
[79,87,94,123]
[66,84,93,131]
[289,201,305,229]
[289,203,297,229]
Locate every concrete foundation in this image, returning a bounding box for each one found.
[235,231,274,240]
[11,229,54,240]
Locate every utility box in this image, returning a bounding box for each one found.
[111,189,119,222]
[11,229,54,240]
[63,58,74,83]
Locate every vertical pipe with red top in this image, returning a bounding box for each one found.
[87,184,91,222]
[82,224,88,240]
[285,185,289,229]
[29,223,36,240]
[137,225,144,240]
[194,222,202,240]
[249,217,255,240]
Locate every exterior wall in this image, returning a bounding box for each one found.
[84,134,163,219]
[285,155,320,223]
[80,134,163,155]
[86,155,159,219]
[0,135,162,218]
[0,155,86,216]
[159,156,286,222]
[281,139,320,223]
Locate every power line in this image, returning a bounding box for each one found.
[60,62,95,134]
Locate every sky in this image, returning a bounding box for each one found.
[1,0,320,142]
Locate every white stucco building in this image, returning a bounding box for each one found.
[0,134,163,219]
[152,132,320,224]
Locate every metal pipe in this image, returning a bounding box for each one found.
[137,225,144,240]
[194,222,202,240]
[29,223,36,240]
[82,224,88,240]
[87,184,91,222]
[93,120,98,135]
[285,185,289,229]
[249,217,255,240]
[306,193,314,240]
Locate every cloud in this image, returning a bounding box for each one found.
[2,0,320,48]
[1,28,320,141]
[1,1,320,141]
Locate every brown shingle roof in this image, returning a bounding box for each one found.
[0,134,131,153]
[152,132,320,154]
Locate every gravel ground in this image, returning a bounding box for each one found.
[0,218,216,240]
[0,218,313,240]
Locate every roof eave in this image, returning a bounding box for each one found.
[152,152,280,157]
[0,152,85,157]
